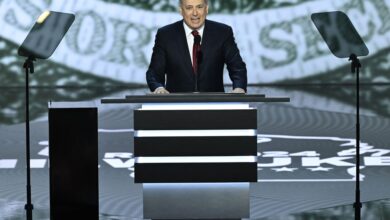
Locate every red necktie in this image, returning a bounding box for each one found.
[191,30,201,74]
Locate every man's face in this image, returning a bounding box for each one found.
[180,0,208,30]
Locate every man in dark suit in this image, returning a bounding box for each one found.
[146,0,247,94]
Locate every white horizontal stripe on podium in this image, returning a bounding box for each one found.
[136,156,257,163]
[134,129,257,137]
[141,103,250,110]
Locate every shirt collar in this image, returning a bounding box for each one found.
[183,21,205,38]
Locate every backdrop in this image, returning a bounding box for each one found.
[1,0,390,86]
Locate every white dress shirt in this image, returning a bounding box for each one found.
[183,22,205,66]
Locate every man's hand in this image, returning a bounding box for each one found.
[153,87,170,94]
[231,88,246,94]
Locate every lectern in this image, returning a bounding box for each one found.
[102,93,289,219]
[48,101,99,220]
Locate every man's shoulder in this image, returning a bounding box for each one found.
[158,20,182,34]
[205,19,231,30]
[204,20,232,37]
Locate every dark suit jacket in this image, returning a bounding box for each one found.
[146,19,247,93]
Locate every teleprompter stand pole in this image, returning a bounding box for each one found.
[23,56,35,220]
[311,12,369,219]
[17,11,75,220]
[349,54,362,220]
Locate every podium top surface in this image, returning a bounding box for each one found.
[48,101,97,109]
[101,93,290,104]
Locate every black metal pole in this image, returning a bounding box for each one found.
[355,64,362,220]
[350,54,362,220]
[24,58,34,220]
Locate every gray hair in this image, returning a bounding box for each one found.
[179,0,208,6]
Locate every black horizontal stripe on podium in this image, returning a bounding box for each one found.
[134,109,256,130]
[134,136,256,156]
[134,163,257,183]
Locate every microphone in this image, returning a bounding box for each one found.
[194,35,202,65]
[197,50,202,65]
[193,33,202,92]
[194,35,201,45]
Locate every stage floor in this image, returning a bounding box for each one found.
[0,85,389,219]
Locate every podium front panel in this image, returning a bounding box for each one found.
[134,109,256,130]
[135,136,257,156]
[133,103,257,184]
[48,102,98,220]
[135,162,257,183]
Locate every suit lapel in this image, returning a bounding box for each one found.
[199,20,211,80]
[176,21,194,79]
